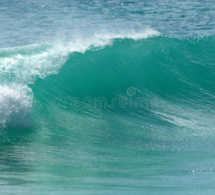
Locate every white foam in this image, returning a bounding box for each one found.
[0,44,69,84]
[94,28,160,41]
[0,84,32,128]
[0,28,160,84]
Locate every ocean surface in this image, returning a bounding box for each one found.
[1,0,215,194]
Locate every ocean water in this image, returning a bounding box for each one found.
[1,0,215,194]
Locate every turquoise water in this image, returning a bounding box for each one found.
[1,1,215,194]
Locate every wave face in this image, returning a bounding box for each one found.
[1,34,215,139]
[1,34,215,194]
[0,30,160,129]
[32,35,215,142]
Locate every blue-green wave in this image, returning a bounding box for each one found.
[1,35,215,146]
